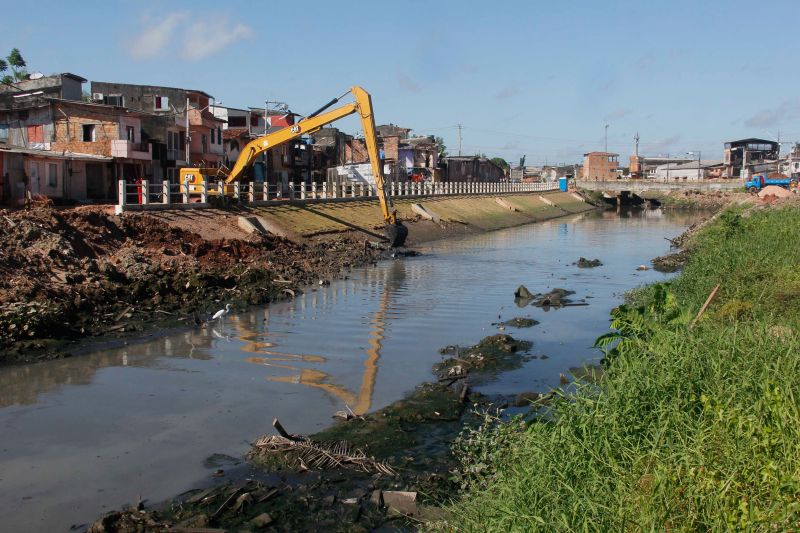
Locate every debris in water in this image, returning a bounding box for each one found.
[575,257,603,268]
[514,285,534,299]
[249,435,395,475]
[494,317,539,328]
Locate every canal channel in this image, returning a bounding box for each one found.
[0,207,703,531]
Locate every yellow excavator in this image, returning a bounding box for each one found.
[179,86,408,247]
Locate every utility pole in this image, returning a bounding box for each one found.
[185,97,191,166]
[634,132,640,179]
[666,153,670,181]
[604,124,609,153]
[457,124,462,156]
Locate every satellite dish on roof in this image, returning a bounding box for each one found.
[28,72,44,80]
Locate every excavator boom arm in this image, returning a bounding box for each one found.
[351,86,397,225]
[218,86,405,245]
[226,102,358,184]
[225,86,397,226]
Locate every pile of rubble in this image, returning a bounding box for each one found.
[0,206,382,363]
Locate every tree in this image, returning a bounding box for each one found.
[1,48,28,86]
[490,157,510,169]
[435,136,448,158]
[519,155,526,168]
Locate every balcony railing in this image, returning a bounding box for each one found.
[111,140,152,160]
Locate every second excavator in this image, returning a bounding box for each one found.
[180,86,408,247]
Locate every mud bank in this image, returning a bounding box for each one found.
[0,192,593,365]
[87,334,543,532]
[0,206,383,365]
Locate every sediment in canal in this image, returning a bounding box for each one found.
[87,333,545,532]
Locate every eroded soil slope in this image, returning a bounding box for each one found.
[0,207,381,363]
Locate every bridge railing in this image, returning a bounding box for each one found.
[116,179,559,213]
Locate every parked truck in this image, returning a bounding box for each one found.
[744,174,798,193]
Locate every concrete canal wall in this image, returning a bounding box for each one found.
[249,191,595,244]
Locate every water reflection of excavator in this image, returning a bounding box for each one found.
[235,262,402,415]
[180,86,407,247]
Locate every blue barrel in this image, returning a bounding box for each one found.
[559,177,568,191]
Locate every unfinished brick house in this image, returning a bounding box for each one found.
[51,99,151,197]
[0,73,150,204]
[91,82,229,185]
[581,152,619,180]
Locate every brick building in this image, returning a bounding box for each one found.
[581,152,619,180]
[90,82,226,184]
[1,74,151,204]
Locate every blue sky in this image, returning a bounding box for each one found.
[6,0,799,165]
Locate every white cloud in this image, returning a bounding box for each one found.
[182,18,254,60]
[127,11,253,62]
[129,12,188,60]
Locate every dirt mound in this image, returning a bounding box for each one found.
[758,185,792,199]
[0,206,382,363]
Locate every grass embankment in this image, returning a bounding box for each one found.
[441,205,800,531]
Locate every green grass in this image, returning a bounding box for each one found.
[437,205,800,531]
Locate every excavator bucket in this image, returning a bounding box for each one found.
[385,222,408,248]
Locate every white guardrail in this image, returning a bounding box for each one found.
[115,179,560,213]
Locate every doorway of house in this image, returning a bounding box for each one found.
[86,163,106,200]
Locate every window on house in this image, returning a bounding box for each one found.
[217,127,222,144]
[201,134,208,153]
[104,94,124,107]
[82,124,96,142]
[154,96,170,111]
[229,116,245,127]
[126,126,135,142]
[210,128,215,145]
[179,131,186,151]
[0,123,7,142]
[27,124,44,143]
[47,163,58,187]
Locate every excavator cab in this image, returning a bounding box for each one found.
[180,167,236,197]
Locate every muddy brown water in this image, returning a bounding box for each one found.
[0,208,704,532]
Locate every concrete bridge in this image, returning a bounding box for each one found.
[575,179,742,196]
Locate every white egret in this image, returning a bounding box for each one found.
[212,303,232,321]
